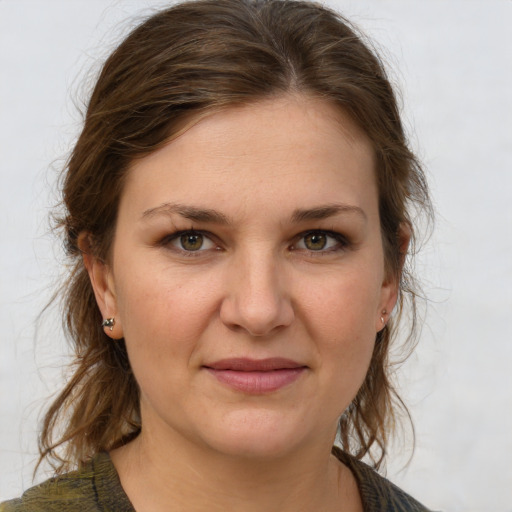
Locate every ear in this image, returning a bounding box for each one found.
[78,233,124,340]
[376,222,411,331]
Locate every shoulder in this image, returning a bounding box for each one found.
[0,453,134,512]
[332,447,433,512]
[0,467,96,512]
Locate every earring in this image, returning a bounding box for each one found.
[102,317,115,331]
[380,309,387,325]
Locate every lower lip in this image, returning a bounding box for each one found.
[205,368,306,393]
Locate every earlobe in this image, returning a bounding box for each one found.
[376,282,397,332]
[78,233,124,340]
[377,222,411,332]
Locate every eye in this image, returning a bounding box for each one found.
[165,230,217,252]
[294,231,345,252]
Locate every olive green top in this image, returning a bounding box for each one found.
[1,449,431,511]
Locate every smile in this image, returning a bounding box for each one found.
[203,358,308,394]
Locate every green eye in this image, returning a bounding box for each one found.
[180,233,204,251]
[303,232,327,251]
[295,231,345,253]
[165,230,216,253]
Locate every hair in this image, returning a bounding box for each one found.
[39,0,431,474]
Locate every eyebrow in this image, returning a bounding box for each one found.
[291,203,367,223]
[141,202,366,224]
[142,203,231,224]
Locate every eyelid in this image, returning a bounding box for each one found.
[161,229,219,254]
[159,228,348,255]
[292,230,349,253]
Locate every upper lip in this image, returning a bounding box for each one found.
[204,358,306,371]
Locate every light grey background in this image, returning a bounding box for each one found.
[1,1,511,510]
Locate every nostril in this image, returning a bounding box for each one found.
[219,293,294,337]
[218,257,295,336]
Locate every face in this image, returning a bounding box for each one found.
[89,95,398,460]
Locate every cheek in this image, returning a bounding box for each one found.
[113,277,211,415]
[301,270,380,386]
[116,250,208,328]
[301,264,382,335]
[113,262,218,376]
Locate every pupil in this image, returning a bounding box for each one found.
[181,233,203,251]
[306,233,326,250]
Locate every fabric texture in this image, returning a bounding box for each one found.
[1,450,431,511]
[332,447,432,512]
[0,453,133,512]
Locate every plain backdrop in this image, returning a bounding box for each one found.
[1,1,511,510]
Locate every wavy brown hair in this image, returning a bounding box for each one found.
[39,0,431,473]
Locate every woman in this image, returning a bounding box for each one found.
[1,0,433,510]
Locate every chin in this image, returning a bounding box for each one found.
[196,408,315,461]
[208,433,296,461]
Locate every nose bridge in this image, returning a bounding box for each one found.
[221,242,293,336]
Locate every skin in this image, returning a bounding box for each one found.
[83,95,401,511]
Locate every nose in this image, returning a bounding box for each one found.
[219,250,295,337]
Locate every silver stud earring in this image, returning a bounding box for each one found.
[102,317,115,331]
[380,309,387,325]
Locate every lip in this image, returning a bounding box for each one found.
[203,358,307,393]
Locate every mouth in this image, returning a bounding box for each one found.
[203,358,307,394]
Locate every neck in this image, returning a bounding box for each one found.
[110,428,361,512]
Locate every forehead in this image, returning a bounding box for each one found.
[120,95,377,220]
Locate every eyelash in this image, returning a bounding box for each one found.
[292,230,349,255]
[159,229,349,256]
[160,229,219,256]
